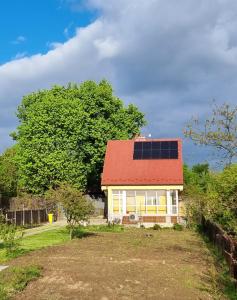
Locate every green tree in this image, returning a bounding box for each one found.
[46,184,94,239]
[210,164,237,232]
[183,163,213,226]
[0,146,18,203]
[184,103,237,165]
[13,80,146,194]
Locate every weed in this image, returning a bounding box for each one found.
[173,223,183,231]
[201,234,237,300]
[153,224,162,230]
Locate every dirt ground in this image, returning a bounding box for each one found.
[11,229,217,300]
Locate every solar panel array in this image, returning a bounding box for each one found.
[133,141,178,160]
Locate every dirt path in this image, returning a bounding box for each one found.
[11,229,215,300]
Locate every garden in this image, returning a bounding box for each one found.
[0,223,235,300]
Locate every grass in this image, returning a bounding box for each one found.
[0,227,70,262]
[0,225,235,299]
[78,224,125,233]
[200,233,237,300]
[0,265,42,300]
[0,224,125,262]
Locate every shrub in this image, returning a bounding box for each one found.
[0,223,23,255]
[173,223,183,231]
[153,224,162,230]
[45,183,94,239]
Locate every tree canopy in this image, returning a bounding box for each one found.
[0,146,18,200]
[183,163,237,234]
[13,80,146,194]
[184,103,237,165]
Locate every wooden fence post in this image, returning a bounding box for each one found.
[31,210,33,227]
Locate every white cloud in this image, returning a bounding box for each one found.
[12,52,27,60]
[1,0,237,165]
[11,35,26,45]
[63,22,74,39]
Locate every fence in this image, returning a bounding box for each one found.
[201,217,237,282]
[6,209,48,226]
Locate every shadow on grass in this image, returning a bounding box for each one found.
[72,229,96,239]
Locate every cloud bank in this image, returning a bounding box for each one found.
[1,0,237,164]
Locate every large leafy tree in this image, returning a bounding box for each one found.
[13,80,146,194]
[0,146,18,201]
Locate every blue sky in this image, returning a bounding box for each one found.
[0,0,237,166]
[0,0,96,63]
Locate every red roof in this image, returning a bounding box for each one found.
[101,138,183,186]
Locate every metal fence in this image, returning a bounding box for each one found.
[201,217,237,282]
[6,209,48,226]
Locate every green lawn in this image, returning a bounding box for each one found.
[0,224,124,262]
[0,227,70,263]
[0,265,41,300]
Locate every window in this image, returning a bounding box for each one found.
[126,190,136,213]
[112,190,123,214]
[146,191,157,205]
[170,190,177,214]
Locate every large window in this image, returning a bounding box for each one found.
[126,190,136,213]
[112,190,123,214]
[111,189,177,216]
[170,190,177,214]
[125,190,167,215]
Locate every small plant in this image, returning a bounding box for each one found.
[173,223,183,231]
[153,224,162,230]
[140,224,145,229]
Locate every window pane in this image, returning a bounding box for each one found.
[171,190,176,205]
[146,191,156,205]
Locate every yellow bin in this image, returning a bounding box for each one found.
[48,213,53,224]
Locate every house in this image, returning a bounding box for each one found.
[101,137,184,226]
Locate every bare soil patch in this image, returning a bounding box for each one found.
[11,229,216,299]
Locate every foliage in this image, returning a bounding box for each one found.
[200,234,237,300]
[0,265,41,300]
[10,193,46,210]
[0,223,23,256]
[184,103,237,165]
[13,80,146,194]
[183,163,237,234]
[173,223,183,231]
[183,163,212,226]
[46,184,94,239]
[0,146,18,203]
[208,164,237,233]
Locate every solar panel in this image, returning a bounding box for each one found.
[133,141,178,160]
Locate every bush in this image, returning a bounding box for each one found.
[153,224,162,230]
[173,223,183,231]
[0,223,23,256]
[45,183,95,240]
